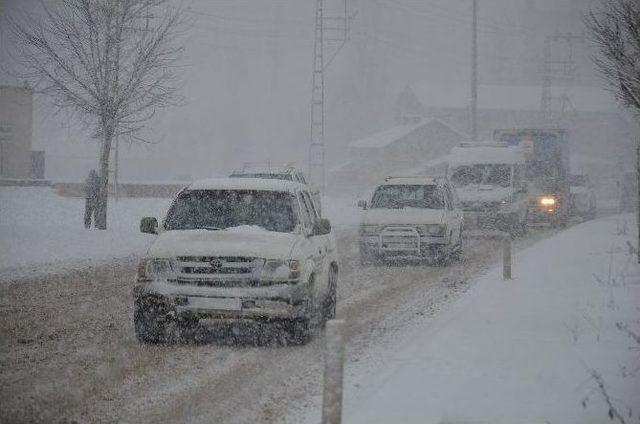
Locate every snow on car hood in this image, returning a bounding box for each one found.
[456,185,514,203]
[361,208,445,225]
[147,228,298,259]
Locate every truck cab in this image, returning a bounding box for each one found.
[494,129,571,227]
[447,143,528,235]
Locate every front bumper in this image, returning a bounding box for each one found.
[133,279,310,321]
[359,227,450,259]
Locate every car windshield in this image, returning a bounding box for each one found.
[370,184,444,209]
[164,189,297,232]
[450,164,512,187]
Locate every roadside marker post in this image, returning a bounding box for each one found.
[503,234,512,280]
[322,319,346,424]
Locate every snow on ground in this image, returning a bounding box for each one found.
[338,214,640,424]
[0,188,362,277]
[0,187,171,277]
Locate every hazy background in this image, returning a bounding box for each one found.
[0,0,620,182]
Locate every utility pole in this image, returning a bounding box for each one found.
[309,0,325,191]
[540,32,585,115]
[308,0,353,191]
[471,0,478,141]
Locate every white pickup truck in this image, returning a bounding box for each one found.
[134,178,338,344]
[357,176,463,264]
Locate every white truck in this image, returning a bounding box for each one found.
[134,178,338,344]
[357,176,463,264]
[447,143,528,235]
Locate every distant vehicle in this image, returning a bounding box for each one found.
[134,178,338,344]
[494,128,571,227]
[447,142,528,235]
[230,163,321,214]
[568,174,597,220]
[619,171,638,213]
[357,176,463,264]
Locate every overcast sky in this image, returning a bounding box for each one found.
[0,0,619,182]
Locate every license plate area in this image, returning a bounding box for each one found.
[184,296,242,311]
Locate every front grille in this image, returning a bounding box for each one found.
[461,201,499,212]
[174,256,262,287]
[379,227,421,253]
[174,278,263,288]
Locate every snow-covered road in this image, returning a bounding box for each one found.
[1,226,529,423]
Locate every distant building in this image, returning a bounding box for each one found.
[328,118,466,195]
[0,85,39,180]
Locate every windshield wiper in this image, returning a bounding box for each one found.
[199,226,223,231]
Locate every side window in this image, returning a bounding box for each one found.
[448,184,459,208]
[297,192,313,230]
[443,185,454,210]
[301,191,319,220]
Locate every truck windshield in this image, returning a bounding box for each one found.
[450,164,511,188]
[164,190,297,232]
[370,185,444,209]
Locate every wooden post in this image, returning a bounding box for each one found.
[322,319,345,424]
[503,234,512,280]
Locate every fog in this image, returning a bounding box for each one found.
[1,0,629,184]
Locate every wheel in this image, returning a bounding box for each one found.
[134,297,169,344]
[322,266,338,321]
[286,318,310,345]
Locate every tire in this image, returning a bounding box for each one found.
[323,266,338,321]
[286,318,310,345]
[134,297,169,344]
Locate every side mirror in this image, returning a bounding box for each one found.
[357,200,367,210]
[312,218,332,236]
[140,217,158,234]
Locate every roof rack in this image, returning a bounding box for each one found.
[233,162,297,173]
[384,175,442,182]
[458,141,509,148]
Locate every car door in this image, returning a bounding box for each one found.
[443,184,462,243]
[297,190,327,300]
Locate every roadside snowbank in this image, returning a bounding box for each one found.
[344,214,640,423]
[0,188,361,277]
[0,187,170,276]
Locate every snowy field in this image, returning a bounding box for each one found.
[0,187,172,276]
[333,213,640,424]
[0,187,360,277]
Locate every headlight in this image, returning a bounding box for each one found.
[137,258,176,281]
[417,224,446,237]
[540,196,556,206]
[359,224,380,235]
[261,259,300,282]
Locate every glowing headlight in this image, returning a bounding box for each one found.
[137,258,176,281]
[540,197,556,206]
[261,259,300,281]
[359,224,380,235]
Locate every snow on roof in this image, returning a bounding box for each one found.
[188,177,305,192]
[448,144,525,166]
[348,120,426,149]
[414,83,617,112]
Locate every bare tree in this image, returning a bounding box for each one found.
[585,0,640,262]
[11,0,184,229]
